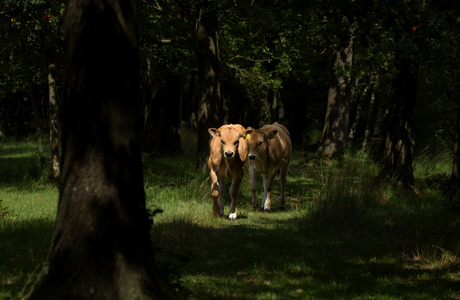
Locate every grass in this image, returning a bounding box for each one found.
[1,128,460,299]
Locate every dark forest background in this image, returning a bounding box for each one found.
[1,0,459,187]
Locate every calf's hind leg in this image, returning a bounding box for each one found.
[278,163,289,209]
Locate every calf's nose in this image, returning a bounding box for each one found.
[224,151,234,157]
[248,154,256,160]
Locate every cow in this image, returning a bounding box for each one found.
[208,124,249,220]
[244,122,291,212]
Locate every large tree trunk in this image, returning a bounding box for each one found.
[316,36,354,157]
[377,52,418,187]
[196,0,222,166]
[23,0,172,299]
[48,63,60,180]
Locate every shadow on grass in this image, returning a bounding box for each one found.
[151,207,460,300]
[0,218,54,299]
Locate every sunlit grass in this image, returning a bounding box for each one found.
[1,128,460,299]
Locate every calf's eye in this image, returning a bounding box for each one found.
[234,141,239,145]
[221,140,225,145]
[258,140,263,146]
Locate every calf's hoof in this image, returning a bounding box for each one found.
[228,212,237,220]
[262,207,271,212]
[278,206,285,210]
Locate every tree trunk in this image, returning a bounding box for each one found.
[259,88,281,127]
[23,0,172,299]
[196,0,222,167]
[19,38,45,169]
[363,77,379,152]
[451,107,460,183]
[142,84,160,155]
[15,93,27,141]
[183,70,198,128]
[377,52,418,187]
[48,63,60,180]
[153,72,183,156]
[316,36,354,157]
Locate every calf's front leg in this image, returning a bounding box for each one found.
[278,163,289,209]
[249,167,259,209]
[262,172,276,212]
[228,173,242,220]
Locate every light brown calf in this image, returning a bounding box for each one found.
[208,124,248,220]
[245,122,291,212]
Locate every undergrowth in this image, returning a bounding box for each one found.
[1,129,460,299]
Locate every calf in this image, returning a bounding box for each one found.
[208,124,248,220]
[245,122,291,212]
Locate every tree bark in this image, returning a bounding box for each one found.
[377,51,418,187]
[316,36,354,157]
[23,0,172,299]
[196,0,222,167]
[48,63,60,180]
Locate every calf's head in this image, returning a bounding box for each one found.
[209,126,246,159]
[245,127,278,161]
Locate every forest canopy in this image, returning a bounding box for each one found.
[1,0,459,185]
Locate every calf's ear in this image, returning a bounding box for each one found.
[210,137,222,166]
[208,128,220,137]
[238,136,248,162]
[266,130,278,139]
[244,128,253,140]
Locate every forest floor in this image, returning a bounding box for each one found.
[1,128,460,299]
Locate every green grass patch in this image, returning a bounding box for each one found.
[1,128,460,299]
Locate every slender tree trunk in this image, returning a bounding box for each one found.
[196,0,221,167]
[377,51,418,187]
[153,72,183,156]
[48,63,60,180]
[316,35,354,157]
[452,107,460,183]
[141,58,161,155]
[19,38,45,169]
[142,84,159,155]
[259,88,281,127]
[348,83,371,143]
[23,0,172,298]
[363,77,379,152]
[443,106,460,209]
[184,70,198,128]
[15,93,27,141]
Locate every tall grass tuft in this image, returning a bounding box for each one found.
[298,156,385,246]
[413,146,452,184]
